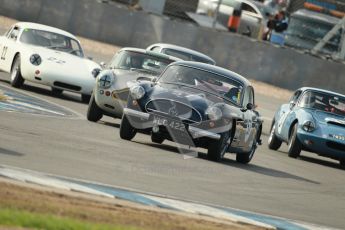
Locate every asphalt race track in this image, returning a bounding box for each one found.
[1,69,345,229]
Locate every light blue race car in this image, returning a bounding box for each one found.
[268,87,345,167]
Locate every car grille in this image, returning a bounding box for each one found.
[54,81,81,91]
[145,99,202,124]
[326,141,345,152]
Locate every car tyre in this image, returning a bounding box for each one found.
[87,93,103,122]
[10,55,25,88]
[120,115,137,141]
[151,133,164,144]
[340,159,345,169]
[268,121,282,150]
[236,133,259,164]
[207,131,230,162]
[51,87,63,96]
[287,123,302,158]
[81,94,91,103]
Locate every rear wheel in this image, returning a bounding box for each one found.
[81,94,91,103]
[207,131,230,162]
[151,133,164,144]
[287,123,302,158]
[120,115,137,140]
[10,55,24,88]
[51,87,63,96]
[87,93,103,122]
[236,132,259,164]
[268,121,282,150]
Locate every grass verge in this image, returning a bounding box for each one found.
[0,181,261,230]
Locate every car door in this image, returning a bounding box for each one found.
[0,26,21,73]
[276,90,302,141]
[233,86,256,150]
[242,86,257,151]
[0,26,14,71]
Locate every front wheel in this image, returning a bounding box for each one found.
[81,94,91,103]
[51,87,63,96]
[120,115,137,140]
[207,131,231,162]
[10,55,25,88]
[87,93,103,122]
[287,123,302,158]
[151,133,164,144]
[268,121,282,150]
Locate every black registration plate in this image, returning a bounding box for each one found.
[153,116,185,132]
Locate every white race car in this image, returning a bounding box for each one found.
[87,47,180,122]
[0,22,101,102]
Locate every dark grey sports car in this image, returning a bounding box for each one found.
[120,61,262,163]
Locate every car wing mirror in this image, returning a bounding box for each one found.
[246,103,254,110]
[99,62,106,69]
[289,101,296,110]
[241,103,253,112]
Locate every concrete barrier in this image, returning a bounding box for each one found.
[1,0,345,93]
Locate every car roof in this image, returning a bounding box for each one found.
[14,22,77,40]
[171,61,251,87]
[147,43,216,64]
[291,9,340,25]
[300,87,345,98]
[119,47,182,61]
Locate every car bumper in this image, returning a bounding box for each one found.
[297,131,345,159]
[123,108,221,140]
[94,87,129,118]
[21,65,94,95]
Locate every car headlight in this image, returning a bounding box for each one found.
[97,74,113,89]
[205,106,222,121]
[92,68,101,78]
[130,85,145,100]
[30,54,42,66]
[302,120,315,132]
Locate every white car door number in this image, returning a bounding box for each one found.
[277,111,288,134]
[1,46,8,60]
[47,57,66,64]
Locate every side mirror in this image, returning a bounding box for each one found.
[246,103,254,110]
[151,77,157,83]
[99,62,106,69]
[289,101,295,110]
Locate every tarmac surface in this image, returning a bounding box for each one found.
[0,70,345,229]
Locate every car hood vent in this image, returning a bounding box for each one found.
[325,117,345,128]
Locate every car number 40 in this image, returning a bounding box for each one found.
[153,116,185,131]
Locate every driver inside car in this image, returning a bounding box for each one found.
[130,56,143,69]
[225,87,240,104]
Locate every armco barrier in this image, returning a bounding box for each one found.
[1,0,345,93]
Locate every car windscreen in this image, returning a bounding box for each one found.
[158,65,244,105]
[162,48,214,64]
[114,51,174,75]
[20,28,84,57]
[299,91,345,116]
